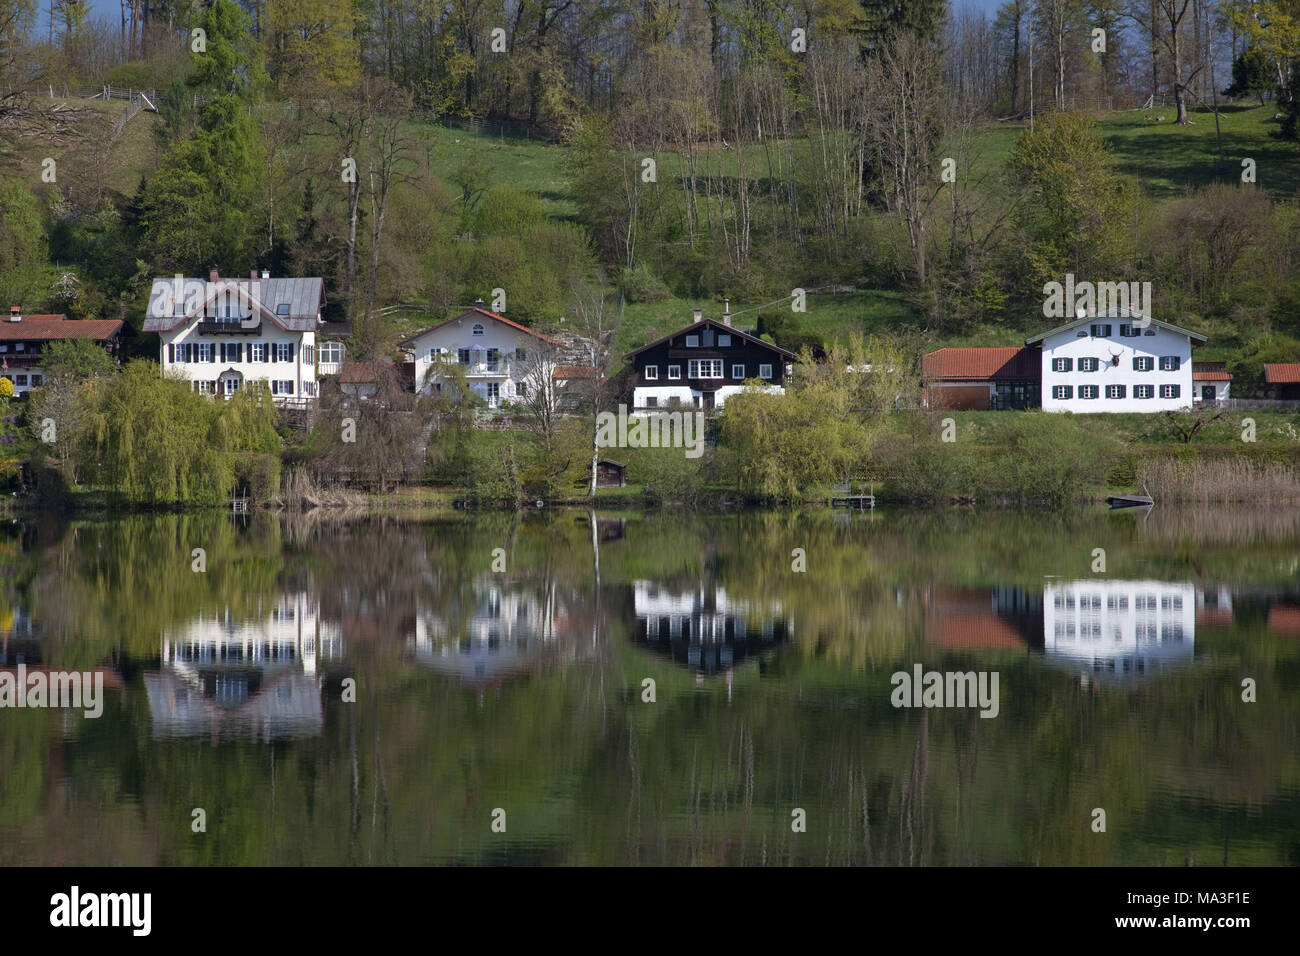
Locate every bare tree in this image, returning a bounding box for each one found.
[565,281,618,497]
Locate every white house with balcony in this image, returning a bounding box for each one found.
[1030,310,1204,413]
[398,302,558,408]
[144,270,326,405]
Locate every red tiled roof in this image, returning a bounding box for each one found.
[1267,606,1300,636]
[1263,363,1300,384]
[1192,370,1231,381]
[0,314,123,342]
[338,361,389,384]
[398,307,560,347]
[552,365,598,379]
[922,347,1040,381]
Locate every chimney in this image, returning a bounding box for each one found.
[260,269,270,279]
[474,297,485,308]
[209,269,219,283]
[692,308,703,323]
[8,306,20,323]
[722,299,732,326]
[250,269,258,280]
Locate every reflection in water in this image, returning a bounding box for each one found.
[632,581,791,674]
[409,580,583,686]
[1043,580,1196,681]
[145,592,344,740]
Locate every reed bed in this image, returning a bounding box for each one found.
[278,467,370,510]
[1137,458,1300,504]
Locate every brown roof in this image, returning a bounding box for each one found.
[398,307,559,347]
[623,317,796,361]
[922,347,1040,381]
[0,314,123,342]
[1263,363,1300,384]
[338,361,389,384]
[552,365,598,379]
[1192,370,1231,381]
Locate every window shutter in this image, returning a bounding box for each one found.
[168,344,174,362]
[288,343,294,362]
[271,345,278,363]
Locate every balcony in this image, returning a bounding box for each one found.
[461,360,511,378]
[196,319,262,335]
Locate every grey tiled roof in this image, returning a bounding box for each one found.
[143,276,325,333]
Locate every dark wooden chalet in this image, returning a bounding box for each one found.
[623,305,795,410]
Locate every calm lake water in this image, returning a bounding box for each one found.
[0,507,1297,866]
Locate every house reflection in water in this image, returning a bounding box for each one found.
[408,581,575,687]
[632,581,791,675]
[144,592,344,740]
[1044,580,1196,681]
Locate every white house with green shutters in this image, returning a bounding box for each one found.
[144,270,325,404]
[1031,310,1204,413]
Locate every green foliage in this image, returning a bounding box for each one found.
[617,263,671,304]
[80,361,282,506]
[0,180,47,276]
[39,337,116,383]
[1005,111,1143,287]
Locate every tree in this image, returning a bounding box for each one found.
[39,337,116,382]
[1006,111,1142,287]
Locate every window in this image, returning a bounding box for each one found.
[249,343,268,362]
[221,342,242,363]
[31,375,41,386]
[223,377,240,396]
[14,343,23,351]
[195,380,215,394]
[1120,323,1139,337]
[1161,384,1181,399]
[517,381,528,399]
[199,343,214,363]
[276,303,290,315]
[1133,356,1153,371]
[1134,384,1155,399]
[1052,385,1073,400]
[732,364,746,380]
[272,342,293,362]
[1052,357,1073,372]
[1090,324,1112,337]
[271,380,295,395]
[458,348,471,365]
[471,323,485,336]
[486,348,500,371]
[14,374,27,386]
[718,334,731,347]
[668,365,681,380]
[1079,385,1100,399]
[428,347,441,362]
[688,359,723,378]
[319,343,343,364]
[1159,355,1180,371]
[515,348,526,363]
[702,329,714,346]
[644,364,659,380]
[645,396,658,408]
[303,345,315,365]
[1077,357,1099,372]
[759,364,773,380]
[303,381,317,397]
[685,335,699,348]
[1106,384,1126,399]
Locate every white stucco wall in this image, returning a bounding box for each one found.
[633,383,784,410]
[159,326,317,400]
[1039,322,1194,412]
[406,317,550,407]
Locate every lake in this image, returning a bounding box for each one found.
[0,506,1296,865]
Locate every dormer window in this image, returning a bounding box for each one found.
[1090,323,1112,337]
[276,303,290,315]
[685,335,699,348]
[472,323,485,336]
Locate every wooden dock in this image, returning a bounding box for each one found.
[1106,482,1154,509]
[830,483,875,510]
